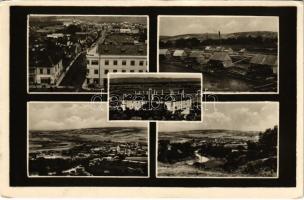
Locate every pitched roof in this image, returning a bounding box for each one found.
[205,46,212,50]
[29,49,63,68]
[189,51,204,58]
[209,52,232,62]
[159,49,170,55]
[97,44,146,56]
[94,34,147,56]
[173,50,186,57]
[239,48,246,52]
[250,54,277,66]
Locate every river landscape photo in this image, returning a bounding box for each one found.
[157,102,278,177]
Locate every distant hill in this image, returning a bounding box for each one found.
[160,31,277,42]
[29,16,147,25]
[30,127,148,143]
[159,129,260,142]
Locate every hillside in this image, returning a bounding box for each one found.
[29,127,148,143]
[159,129,260,141]
[160,31,277,42]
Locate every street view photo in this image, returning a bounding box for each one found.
[109,73,202,121]
[28,15,148,93]
[157,102,278,177]
[159,16,278,93]
[28,102,148,177]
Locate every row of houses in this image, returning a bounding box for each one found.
[159,48,277,75]
[160,46,245,59]
[29,40,83,86]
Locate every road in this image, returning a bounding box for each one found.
[59,52,87,91]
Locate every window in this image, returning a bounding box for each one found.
[139,70,143,72]
[139,61,144,66]
[91,60,99,65]
[86,69,90,75]
[130,60,135,66]
[122,70,126,72]
[87,60,90,65]
[113,70,117,73]
[47,69,50,74]
[130,70,134,72]
[94,69,99,74]
[113,60,118,65]
[41,77,51,84]
[105,60,109,65]
[40,69,43,74]
[122,60,126,65]
[105,70,109,74]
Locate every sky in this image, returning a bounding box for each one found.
[158,102,278,132]
[159,16,278,36]
[28,103,146,130]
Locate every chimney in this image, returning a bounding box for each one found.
[218,31,221,45]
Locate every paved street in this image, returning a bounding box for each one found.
[59,52,87,91]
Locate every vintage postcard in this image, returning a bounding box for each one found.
[0,0,303,198]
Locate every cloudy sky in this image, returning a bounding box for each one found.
[159,102,278,132]
[159,16,278,36]
[28,103,146,130]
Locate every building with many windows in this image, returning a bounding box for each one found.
[85,33,147,89]
[29,49,64,86]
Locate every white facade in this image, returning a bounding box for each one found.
[120,99,192,115]
[35,60,63,85]
[86,47,147,88]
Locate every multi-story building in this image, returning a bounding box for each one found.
[85,33,148,89]
[29,49,64,86]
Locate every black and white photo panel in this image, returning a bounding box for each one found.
[108,73,202,121]
[28,15,149,94]
[27,102,149,177]
[158,16,278,94]
[157,102,279,178]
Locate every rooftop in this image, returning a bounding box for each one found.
[88,34,147,56]
[189,50,204,58]
[209,52,232,61]
[29,48,63,68]
[250,54,277,66]
[159,49,170,55]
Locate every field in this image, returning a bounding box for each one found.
[29,127,148,176]
[158,128,278,177]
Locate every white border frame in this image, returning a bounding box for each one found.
[26,101,150,178]
[0,0,303,198]
[156,101,280,179]
[27,14,150,94]
[107,72,203,122]
[157,15,280,95]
